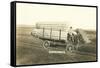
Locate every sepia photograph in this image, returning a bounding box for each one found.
[15,2,97,66]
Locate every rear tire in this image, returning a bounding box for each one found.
[43,40,50,49]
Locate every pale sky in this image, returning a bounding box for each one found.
[16,3,96,30]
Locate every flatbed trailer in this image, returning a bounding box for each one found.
[31,27,79,53]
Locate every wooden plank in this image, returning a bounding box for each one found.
[59,29,61,40]
[50,28,52,39]
[39,37,65,43]
[43,28,45,37]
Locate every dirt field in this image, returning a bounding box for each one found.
[16,26,97,65]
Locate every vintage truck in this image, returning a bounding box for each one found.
[31,23,90,53]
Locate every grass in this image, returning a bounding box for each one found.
[16,27,97,65]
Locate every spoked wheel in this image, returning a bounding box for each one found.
[68,46,74,52]
[66,44,75,53]
[43,40,50,49]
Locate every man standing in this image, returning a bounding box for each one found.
[67,26,77,43]
[68,26,77,36]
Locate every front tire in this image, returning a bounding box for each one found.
[66,44,75,53]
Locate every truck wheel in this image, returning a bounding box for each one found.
[68,46,73,52]
[43,40,50,49]
[66,45,74,53]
